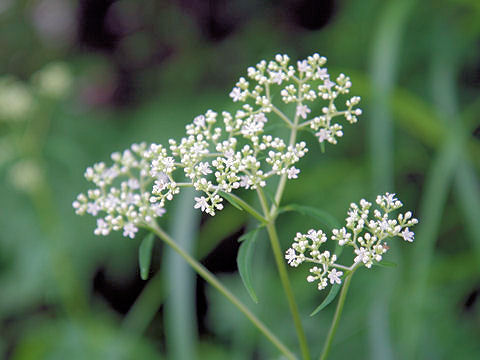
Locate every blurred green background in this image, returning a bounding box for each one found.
[0,0,479,359]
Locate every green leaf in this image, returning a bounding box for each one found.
[218,190,244,211]
[333,242,344,258]
[280,204,344,256]
[237,228,260,303]
[373,260,397,268]
[310,283,342,316]
[139,232,155,280]
[218,190,267,224]
[279,204,340,230]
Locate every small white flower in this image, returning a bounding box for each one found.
[285,248,297,265]
[316,68,328,80]
[197,162,212,175]
[354,247,369,264]
[127,178,140,190]
[123,222,138,239]
[318,278,328,290]
[297,60,310,73]
[323,79,335,90]
[253,112,267,123]
[86,202,101,216]
[270,71,284,85]
[328,269,343,284]
[316,128,331,143]
[287,166,300,179]
[296,104,311,119]
[151,203,167,217]
[194,196,209,212]
[193,115,206,127]
[229,87,242,102]
[95,218,110,236]
[401,227,415,242]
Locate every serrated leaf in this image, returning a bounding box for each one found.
[139,232,155,280]
[310,283,342,316]
[237,228,260,303]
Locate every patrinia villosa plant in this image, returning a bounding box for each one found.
[73,54,417,360]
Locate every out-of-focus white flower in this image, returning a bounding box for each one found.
[33,62,73,98]
[8,159,44,193]
[0,77,33,121]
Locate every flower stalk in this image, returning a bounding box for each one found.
[72,53,419,360]
[319,266,358,360]
[147,222,297,360]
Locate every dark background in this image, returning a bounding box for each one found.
[0,0,479,359]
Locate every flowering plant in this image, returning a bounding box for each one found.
[286,193,418,290]
[73,54,416,360]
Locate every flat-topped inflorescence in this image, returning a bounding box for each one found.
[73,143,167,239]
[285,193,418,290]
[150,108,308,216]
[73,53,362,238]
[229,53,362,144]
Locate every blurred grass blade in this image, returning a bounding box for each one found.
[139,233,155,280]
[165,187,200,360]
[402,24,461,358]
[369,0,415,192]
[368,0,415,358]
[310,283,341,316]
[454,156,480,262]
[237,228,260,303]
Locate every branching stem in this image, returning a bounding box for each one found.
[147,223,297,360]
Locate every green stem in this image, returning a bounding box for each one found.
[319,267,357,360]
[266,220,311,360]
[147,223,297,360]
[224,191,268,224]
[271,104,294,127]
[255,96,310,359]
[271,111,299,213]
[257,188,310,359]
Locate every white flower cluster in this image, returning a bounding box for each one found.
[149,108,308,216]
[285,193,418,290]
[229,53,362,145]
[73,143,166,239]
[74,54,361,238]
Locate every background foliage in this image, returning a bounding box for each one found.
[0,0,479,359]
